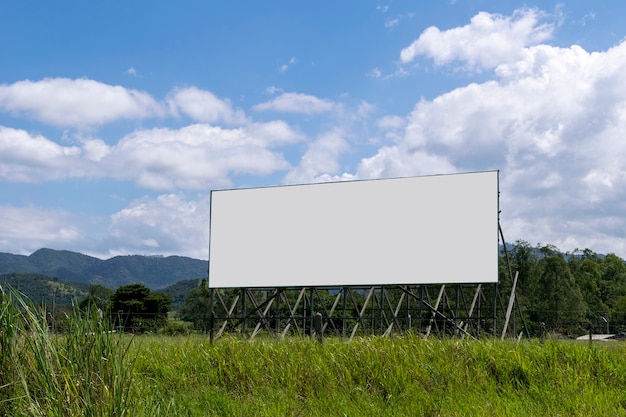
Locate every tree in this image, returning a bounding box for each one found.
[180,279,212,332]
[78,285,113,315]
[111,284,172,333]
[532,246,587,335]
[568,250,607,323]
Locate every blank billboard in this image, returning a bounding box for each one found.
[208,171,499,288]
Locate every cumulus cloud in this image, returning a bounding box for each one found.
[377,115,405,131]
[280,57,297,73]
[356,145,456,179]
[400,8,554,71]
[108,193,211,259]
[0,78,162,128]
[105,122,302,190]
[0,196,212,259]
[365,25,626,255]
[3,7,626,259]
[0,205,82,254]
[0,126,95,182]
[167,86,247,125]
[368,68,382,78]
[0,120,303,190]
[283,128,351,184]
[385,18,399,29]
[254,92,337,114]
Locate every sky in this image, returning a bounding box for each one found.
[1,1,626,260]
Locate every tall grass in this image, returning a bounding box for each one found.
[3,284,626,416]
[130,334,626,416]
[0,286,133,416]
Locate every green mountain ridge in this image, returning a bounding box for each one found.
[0,272,91,307]
[0,248,208,290]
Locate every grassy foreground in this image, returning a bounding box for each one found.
[3,291,626,416]
[132,335,626,416]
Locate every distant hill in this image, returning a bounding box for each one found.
[159,279,202,311]
[0,272,91,306]
[0,248,208,290]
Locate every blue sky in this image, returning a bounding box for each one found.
[1,1,626,260]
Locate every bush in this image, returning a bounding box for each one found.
[158,320,193,336]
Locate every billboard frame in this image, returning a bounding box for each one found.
[208,170,500,289]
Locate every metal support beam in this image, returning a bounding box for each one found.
[501,271,519,340]
[281,288,307,339]
[425,285,445,339]
[349,287,376,341]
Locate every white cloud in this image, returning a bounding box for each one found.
[376,115,406,143]
[279,57,297,73]
[377,115,405,131]
[366,29,626,255]
[0,196,212,259]
[368,67,382,78]
[0,78,163,128]
[266,86,283,95]
[80,138,111,162]
[0,205,82,254]
[244,120,305,146]
[167,86,247,125]
[356,145,456,179]
[0,120,303,190]
[105,122,302,190]
[283,128,351,184]
[400,8,554,71]
[0,126,94,182]
[108,193,211,259]
[254,92,337,114]
[385,18,399,29]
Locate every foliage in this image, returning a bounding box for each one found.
[3,242,626,339]
[0,272,90,306]
[158,278,198,311]
[158,320,193,336]
[78,284,113,313]
[111,284,172,333]
[509,241,626,336]
[179,279,213,332]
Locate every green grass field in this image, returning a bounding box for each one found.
[3,291,626,416]
[130,335,626,416]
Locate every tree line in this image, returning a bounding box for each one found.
[504,241,626,336]
[178,241,626,338]
[78,283,172,333]
[29,241,626,338]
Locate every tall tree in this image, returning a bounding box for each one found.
[532,246,587,334]
[111,284,172,332]
[180,279,212,332]
[78,284,113,314]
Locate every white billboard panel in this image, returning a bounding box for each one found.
[208,171,499,288]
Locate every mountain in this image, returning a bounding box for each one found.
[159,279,202,311]
[0,248,208,290]
[0,272,91,306]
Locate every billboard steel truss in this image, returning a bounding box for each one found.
[207,279,527,341]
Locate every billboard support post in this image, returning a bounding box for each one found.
[501,271,520,340]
